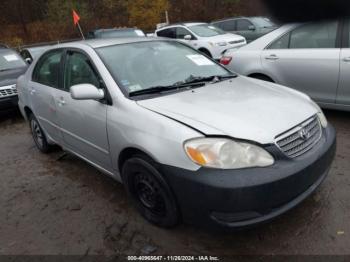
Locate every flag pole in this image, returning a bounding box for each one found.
[77,22,85,40]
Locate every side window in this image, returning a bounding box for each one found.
[64,52,101,91]
[33,50,63,88]
[236,19,253,31]
[223,20,236,31]
[268,33,290,49]
[157,28,176,38]
[289,21,338,49]
[176,27,192,39]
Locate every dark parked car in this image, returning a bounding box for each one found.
[0,48,27,111]
[0,43,9,49]
[87,28,145,39]
[20,46,49,64]
[212,16,277,43]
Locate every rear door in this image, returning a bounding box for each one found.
[30,49,64,144]
[261,21,341,103]
[337,19,350,105]
[53,49,111,169]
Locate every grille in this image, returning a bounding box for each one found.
[275,115,322,158]
[0,85,17,98]
[229,39,245,45]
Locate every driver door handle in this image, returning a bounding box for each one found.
[343,57,350,62]
[30,88,36,95]
[265,54,279,61]
[57,97,66,106]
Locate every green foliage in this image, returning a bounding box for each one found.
[46,0,90,23]
[127,0,170,30]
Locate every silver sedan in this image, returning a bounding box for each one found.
[221,19,350,111]
[17,38,335,229]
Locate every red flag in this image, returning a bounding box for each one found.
[72,10,80,26]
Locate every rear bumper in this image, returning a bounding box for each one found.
[160,125,336,230]
[0,95,18,111]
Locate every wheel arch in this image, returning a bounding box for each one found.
[198,47,212,58]
[118,147,158,174]
[23,106,33,120]
[248,72,275,82]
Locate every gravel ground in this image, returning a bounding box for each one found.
[0,109,349,256]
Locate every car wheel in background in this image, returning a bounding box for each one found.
[122,154,180,228]
[29,114,51,153]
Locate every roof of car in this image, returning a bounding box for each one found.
[47,37,166,49]
[212,16,268,23]
[92,28,141,33]
[158,22,206,29]
[0,48,16,54]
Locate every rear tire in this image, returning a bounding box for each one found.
[29,114,51,154]
[122,155,179,228]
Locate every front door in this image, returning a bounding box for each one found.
[53,50,111,169]
[261,21,340,104]
[336,19,350,105]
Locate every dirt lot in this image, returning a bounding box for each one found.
[0,109,349,256]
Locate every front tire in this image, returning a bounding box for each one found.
[122,155,180,228]
[29,114,51,153]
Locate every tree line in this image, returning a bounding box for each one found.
[0,0,266,47]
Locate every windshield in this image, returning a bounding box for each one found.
[0,51,26,71]
[99,29,145,38]
[96,41,232,96]
[252,17,276,28]
[189,24,226,37]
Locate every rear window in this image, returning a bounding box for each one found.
[0,51,26,71]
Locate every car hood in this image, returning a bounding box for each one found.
[208,33,245,42]
[137,76,318,144]
[0,67,27,87]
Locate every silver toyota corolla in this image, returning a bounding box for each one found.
[17,38,336,229]
[221,19,350,111]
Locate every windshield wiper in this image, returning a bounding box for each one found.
[129,82,205,97]
[183,74,237,85]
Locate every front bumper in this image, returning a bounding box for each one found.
[0,95,18,111]
[160,125,336,230]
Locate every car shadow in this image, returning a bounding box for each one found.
[0,108,23,124]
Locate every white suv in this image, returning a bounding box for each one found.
[155,23,246,60]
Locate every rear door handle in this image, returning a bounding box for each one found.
[30,88,36,95]
[265,54,279,61]
[343,57,350,62]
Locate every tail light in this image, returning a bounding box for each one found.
[220,56,232,65]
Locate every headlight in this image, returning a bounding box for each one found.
[184,138,274,169]
[318,111,328,128]
[215,42,228,47]
[311,101,328,128]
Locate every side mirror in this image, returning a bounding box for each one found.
[248,25,256,31]
[184,35,192,40]
[25,58,32,64]
[70,84,105,100]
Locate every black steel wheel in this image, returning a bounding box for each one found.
[122,155,179,228]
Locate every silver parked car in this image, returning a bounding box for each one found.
[17,38,335,229]
[221,19,350,111]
